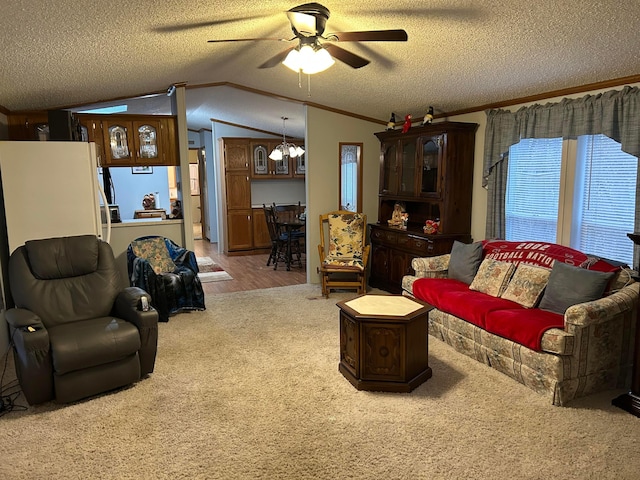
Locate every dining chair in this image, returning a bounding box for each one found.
[263,204,301,270]
[317,210,370,297]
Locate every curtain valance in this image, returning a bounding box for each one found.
[483,85,640,187]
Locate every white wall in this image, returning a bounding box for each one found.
[305,106,381,284]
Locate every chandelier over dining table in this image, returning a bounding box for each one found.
[269,116,305,161]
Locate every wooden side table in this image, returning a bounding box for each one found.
[337,294,433,393]
[612,233,640,417]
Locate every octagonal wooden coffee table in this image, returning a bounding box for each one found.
[337,294,433,393]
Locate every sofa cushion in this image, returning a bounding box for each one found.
[484,308,565,351]
[500,263,551,308]
[448,241,483,284]
[412,277,469,307]
[438,291,523,329]
[538,261,615,315]
[469,258,515,297]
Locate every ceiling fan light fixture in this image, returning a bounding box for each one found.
[282,44,334,74]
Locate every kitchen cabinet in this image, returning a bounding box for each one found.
[223,139,253,253]
[102,115,178,166]
[252,207,271,249]
[77,114,106,166]
[370,122,477,293]
[222,137,304,254]
[7,111,179,167]
[250,140,305,180]
[7,111,50,140]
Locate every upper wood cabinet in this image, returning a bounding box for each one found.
[101,116,177,166]
[375,121,477,234]
[250,140,296,179]
[7,111,50,140]
[224,138,251,171]
[7,111,179,167]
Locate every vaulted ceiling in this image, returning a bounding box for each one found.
[2,1,639,138]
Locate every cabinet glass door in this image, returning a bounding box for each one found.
[108,124,131,160]
[382,142,398,194]
[399,138,417,195]
[420,135,443,197]
[252,143,269,176]
[137,124,158,159]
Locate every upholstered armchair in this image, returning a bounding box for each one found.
[318,210,370,297]
[5,235,158,405]
[127,236,205,322]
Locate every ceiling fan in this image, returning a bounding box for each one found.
[207,3,408,73]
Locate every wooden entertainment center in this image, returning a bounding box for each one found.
[369,121,478,293]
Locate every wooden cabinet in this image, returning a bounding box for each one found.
[101,115,177,166]
[224,140,253,252]
[370,122,478,293]
[223,137,304,254]
[8,111,51,140]
[369,225,470,293]
[227,209,254,251]
[7,111,179,167]
[249,139,303,179]
[252,207,271,249]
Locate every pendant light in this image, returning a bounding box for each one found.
[269,117,305,161]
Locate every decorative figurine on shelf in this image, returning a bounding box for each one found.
[142,193,156,210]
[422,106,434,126]
[386,112,397,131]
[423,218,440,234]
[388,202,406,228]
[402,114,412,133]
[401,212,409,230]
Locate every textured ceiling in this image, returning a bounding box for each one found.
[2,0,640,137]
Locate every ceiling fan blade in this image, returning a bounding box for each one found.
[323,44,370,69]
[258,46,297,69]
[154,15,264,33]
[208,37,289,43]
[326,30,408,42]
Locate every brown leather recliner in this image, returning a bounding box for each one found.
[5,235,159,405]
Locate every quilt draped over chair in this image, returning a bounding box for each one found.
[127,236,205,322]
[318,210,370,297]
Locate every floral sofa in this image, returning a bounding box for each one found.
[402,240,638,406]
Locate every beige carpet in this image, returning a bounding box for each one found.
[1,284,639,480]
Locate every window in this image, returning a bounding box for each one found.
[506,138,562,242]
[339,143,362,212]
[505,135,637,265]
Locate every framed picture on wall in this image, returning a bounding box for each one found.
[132,166,153,174]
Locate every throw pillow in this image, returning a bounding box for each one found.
[538,261,615,315]
[500,264,551,308]
[131,237,177,274]
[469,258,516,297]
[448,241,483,284]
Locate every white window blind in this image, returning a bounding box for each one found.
[506,138,563,242]
[571,134,637,266]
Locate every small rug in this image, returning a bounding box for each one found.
[196,256,233,283]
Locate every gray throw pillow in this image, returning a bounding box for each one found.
[448,241,483,284]
[538,261,614,315]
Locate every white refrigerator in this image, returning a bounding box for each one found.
[0,141,109,350]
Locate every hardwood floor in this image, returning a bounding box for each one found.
[193,240,307,294]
